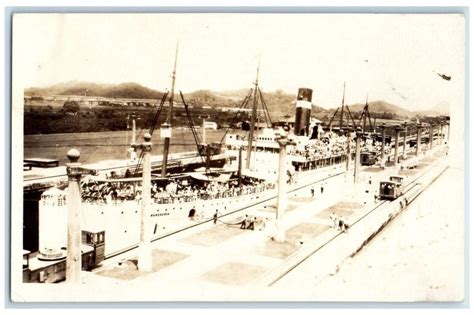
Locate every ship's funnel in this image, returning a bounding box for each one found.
[294,88,313,136]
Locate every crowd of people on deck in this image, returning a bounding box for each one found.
[289,131,391,161]
[80,177,275,205]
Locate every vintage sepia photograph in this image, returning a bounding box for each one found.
[10,11,466,302]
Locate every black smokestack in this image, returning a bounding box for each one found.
[294,88,313,136]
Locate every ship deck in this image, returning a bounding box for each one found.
[23,151,227,188]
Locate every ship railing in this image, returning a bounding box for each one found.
[48,182,277,206]
[147,183,274,205]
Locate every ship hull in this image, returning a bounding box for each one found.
[39,186,276,257]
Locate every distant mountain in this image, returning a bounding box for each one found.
[413,101,450,117]
[25,81,165,99]
[216,89,252,101]
[344,100,413,118]
[25,81,448,122]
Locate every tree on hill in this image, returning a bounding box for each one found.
[63,100,80,115]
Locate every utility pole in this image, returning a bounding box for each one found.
[161,42,179,178]
[132,134,153,272]
[65,149,97,284]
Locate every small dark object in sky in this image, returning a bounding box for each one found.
[436,72,452,81]
[391,87,407,100]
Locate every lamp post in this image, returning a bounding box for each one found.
[447,122,450,144]
[429,123,434,151]
[416,124,422,157]
[402,122,408,159]
[132,133,153,272]
[438,123,443,145]
[380,123,386,168]
[65,149,97,284]
[274,131,295,243]
[354,132,361,183]
[394,126,402,169]
[345,128,352,173]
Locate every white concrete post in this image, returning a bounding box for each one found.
[133,134,153,272]
[354,132,361,183]
[403,122,408,158]
[429,123,433,151]
[65,149,97,284]
[394,126,401,169]
[380,124,386,168]
[275,133,292,243]
[416,125,422,157]
[132,119,136,145]
[202,118,206,145]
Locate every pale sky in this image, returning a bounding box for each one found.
[13,13,465,110]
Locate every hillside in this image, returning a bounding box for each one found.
[25,81,448,122]
[345,101,413,118]
[25,81,165,99]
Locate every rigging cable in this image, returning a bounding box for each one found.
[258,87,273,127]
[180,91,206,167]
[218,88,254,144]
[133,92,168,174]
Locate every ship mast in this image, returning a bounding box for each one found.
[340,82,346,128]
[246,57,260,170]
[161,42,179,178]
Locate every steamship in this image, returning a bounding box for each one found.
[30,48,353,274]
[36,86,352,263]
